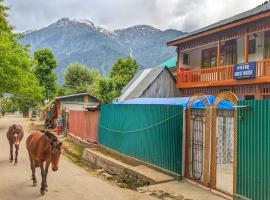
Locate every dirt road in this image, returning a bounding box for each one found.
[0,115,156,200]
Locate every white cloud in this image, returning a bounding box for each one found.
[5,0,267,32]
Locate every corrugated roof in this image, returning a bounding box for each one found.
[118,67,168,100]
[159,56,176,68]
[56,93,89,99]
[56,93,100,102]
[168,2,270,45]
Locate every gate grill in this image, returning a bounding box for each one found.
[217,109,234,164]
[190,109,205,180]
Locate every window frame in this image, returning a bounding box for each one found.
[183,53,190,65]
[201,47,217,68]
[248,38,256,54]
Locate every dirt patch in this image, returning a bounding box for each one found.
[29,122,44,131]
[138,187,185,200]
[117,170,150,189]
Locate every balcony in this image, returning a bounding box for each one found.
[177,59,270,88]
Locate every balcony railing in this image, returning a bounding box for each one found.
[177,59,270,88]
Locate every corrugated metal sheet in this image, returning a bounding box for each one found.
[236,100,270,200]
[98,104,183,175]
[119,67,177,101]
[140,69,180,98]
[68,110,99,143]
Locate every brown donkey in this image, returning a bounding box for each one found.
[6,124,24,165]
[26,130,62,195]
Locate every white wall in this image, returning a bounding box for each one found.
[178,44,217,70]
[60,102,86,112]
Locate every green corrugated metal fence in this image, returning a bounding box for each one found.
[237,100,270,200]
[98,104,183,175]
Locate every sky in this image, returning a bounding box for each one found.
[5,0,267,33]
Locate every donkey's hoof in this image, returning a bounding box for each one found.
[45,187,48,192]
[9,159,13,163]
[40,190,46,195]
[33,182,38,187]
[14,162,18,166]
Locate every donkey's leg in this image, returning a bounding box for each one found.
[9,143,13,162]
[30,159,37,186]
[40,163,46,195]
[14,144,19,165]
[44,161,50,192]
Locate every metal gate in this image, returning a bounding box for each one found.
[189,109,205,181]
[216,109,234,164]
[215,109,235,194]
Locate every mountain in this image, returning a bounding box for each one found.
[20,18,185,83]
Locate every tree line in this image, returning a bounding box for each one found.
[62,56,138,103]
[0,0,138,114]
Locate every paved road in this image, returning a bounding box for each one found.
[0,116,156,200]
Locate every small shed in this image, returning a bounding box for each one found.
[118,66,180,101]
[54,93,100,143]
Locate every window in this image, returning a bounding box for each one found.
[201,47,217,68]
[183,53,190,65]
[248,39,256,54]
[264,31,270,59]
[220,40,237,65]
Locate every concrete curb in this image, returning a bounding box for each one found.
[67,133,98,149]
[82,148,174,185]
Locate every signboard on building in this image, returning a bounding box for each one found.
[234,62,256,79]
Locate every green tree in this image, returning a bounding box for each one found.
[33,48,57,100]
[0,0,44,115]
[0,0,12,36]
[98,77,115,103]
[1,96,18,113]
[97,56,138,103]
[110,56,138,96]
[16,72,44,115]
[0,0,34,95]
[63,62,100,97]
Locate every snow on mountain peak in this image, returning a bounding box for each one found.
[45,18,165,40]
[72,18,95,27]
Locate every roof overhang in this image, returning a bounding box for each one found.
[167,10,270,47]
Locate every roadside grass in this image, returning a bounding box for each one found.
[61,139,92,170]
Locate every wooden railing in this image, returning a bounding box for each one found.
[177,59,270,86]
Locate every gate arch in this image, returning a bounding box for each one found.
[185,93,211,186]
[210,91,238,194]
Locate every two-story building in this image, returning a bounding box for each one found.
[167,2,270,100]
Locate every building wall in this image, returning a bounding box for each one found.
[61,102,86,111]
[60,96,84,103]
[178,31,265,70]
[178,44,217,69]
[140,69,180,98]
[59,95,100,112]
[68,110,99,143]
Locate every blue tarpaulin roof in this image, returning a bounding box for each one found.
[113,96,234,109]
